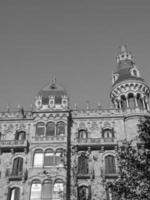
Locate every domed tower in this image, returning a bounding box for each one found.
[35,77,69,110]
[110,45,150,112]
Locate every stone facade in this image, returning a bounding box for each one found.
[0,46,150,200]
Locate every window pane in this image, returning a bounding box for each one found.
[55,96,62,104]
[56,122,65,136]
[10,188,20,200]
[34,153,43,167]
[42,97,49,105]
[105,155,116,174]
[30,183,41,200]
[42,180,52,199]
[78,186,89,200]
[44,152,54,166]
[55,150,63,166]
[36,122,45,137]
[46,122,55,137]
[53,182,64,200]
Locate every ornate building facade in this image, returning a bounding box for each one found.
[0,46,149,200]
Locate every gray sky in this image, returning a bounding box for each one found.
[0,0,150,110]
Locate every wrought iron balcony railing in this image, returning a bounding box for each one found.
[32,136,66,143]
[0,140,29,153]
[5,168,28,182]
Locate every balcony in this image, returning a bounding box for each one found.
[0,140,29,153]
[104,172,119,179]
[6,169,28,182]
[75,137,117,150]
[77,173,90,179]
[32,136,66,143]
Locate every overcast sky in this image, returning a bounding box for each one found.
[0,0,150,110]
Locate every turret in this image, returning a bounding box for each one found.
[110,45,150,112]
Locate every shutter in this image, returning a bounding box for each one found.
[12,158,18,175]
[18,158,23,174]
[14,188,20,200]
[42,180,52,199]
[7,187,11,200]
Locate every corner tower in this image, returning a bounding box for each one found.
[110,45,150,112]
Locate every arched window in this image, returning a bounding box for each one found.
[78,186,89,200]
[78,130,87,140]
[30,180,41,200]
[44,149,54,166]
[12,157,23,176]
[128,93,135,109]
[55,149,63,166]
[7,187,20,200]
[78,153,88,174]
[121,95,127,111]
[15,131,26,140]
[103,129,113,138]
[53,180,64,200]
[137,94,144,110]
[42,180,53,200]
[46,122,55,137]
[56,122,65,136]
[36,122,45,137]
[33,149,43,167]
[105,155,116,174]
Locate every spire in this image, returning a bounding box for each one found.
[116,45,133,64]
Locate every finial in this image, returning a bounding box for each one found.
[6,104,10,112]
[120,45,127,53]
[86,100,90,109]
[17,104,21,109]
[51,75,56,85]
[97,102,102,109]
[74,103,78,110]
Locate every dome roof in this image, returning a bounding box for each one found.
[113,68,144,86]
[37,78,67,98]
[113,45,144,86]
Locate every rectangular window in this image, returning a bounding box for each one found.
[34,153,43,167]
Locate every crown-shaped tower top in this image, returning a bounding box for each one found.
[116,45,133,64]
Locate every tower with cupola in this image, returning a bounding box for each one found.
[110,45,150,112]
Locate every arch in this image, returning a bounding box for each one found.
[53,179,64,200]
[78,129,88,140]
[30,179,42,200]
[78,185,89,200]
[7,187,20,200]
[33,149,44,167]
[78,153,88,174]
[44,149,54,166]
[102,128,114,138]
[128,93,135,109]
[15,130,26,140]
[12,157,23,176]
[36,122,45,137]
[137,93,144,110]
[46,122,55,137]
[56,121,65,136]
[105,155,116,174]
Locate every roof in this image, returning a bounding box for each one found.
[37,81,67,98]
[113,67,144,86]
